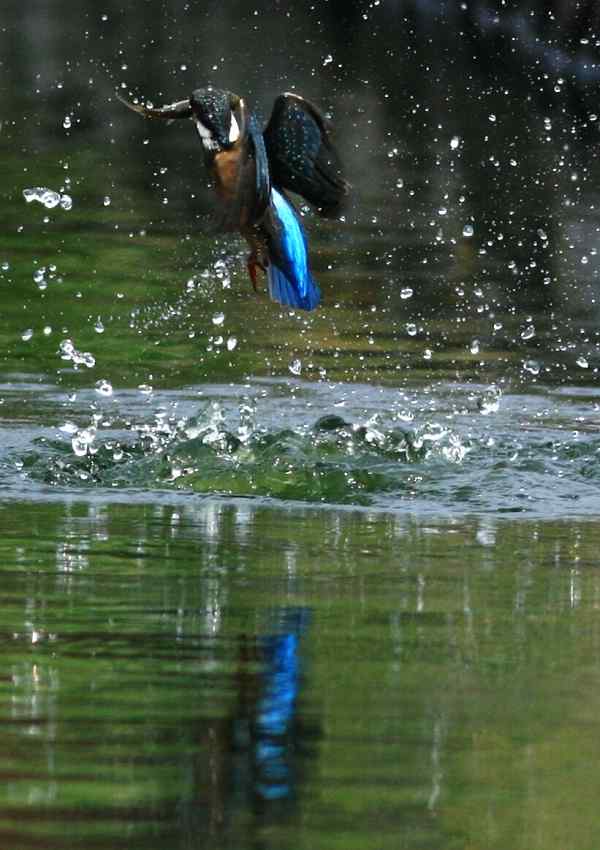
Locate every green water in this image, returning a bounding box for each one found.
[2,502,600,850]
[3,2,600,848]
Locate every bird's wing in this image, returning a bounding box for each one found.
[263,93,348,217]
[238,104,271,226]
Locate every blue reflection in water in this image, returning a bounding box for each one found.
[252,608,311,802]
[180,607,315,847]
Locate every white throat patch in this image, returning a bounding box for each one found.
[228,113,240,143]
[195,119,219,151]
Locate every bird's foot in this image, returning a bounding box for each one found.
[247,255,266,292]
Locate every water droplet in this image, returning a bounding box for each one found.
[138,383,153,395]
[58,338,95,368]
[1,261,9,272]
[470,339,480,355]
[450,135,460,150]
[406,323,417,336]
[59,421,78,435]
[103,195,111,207]
[289,358,302,376]
[479,387,501,415]
[94,317,105,333]
[396,177,404,189]
[488,113,497,123]
[72,428,96,457]
[323,54,333,65]
[521,324,536,341]
[523,359,540,375]
[21,328,33,341]
[462,223,474,238]
[400,287,413,300]
[226,336,237,351]
[95,379,113,396]
[212,312,225,326]
[41,190,60,208]
[576,355,589,369]
[63,116,72,129]
[23,187,63,209]
[423,349,432,360]
[59,194,72,211]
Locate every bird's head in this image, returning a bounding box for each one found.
[189,87,243,152]
[117,85,244,155]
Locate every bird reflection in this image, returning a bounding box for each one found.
[183,607,317,847]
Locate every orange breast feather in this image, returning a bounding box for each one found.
[213,148,241,204]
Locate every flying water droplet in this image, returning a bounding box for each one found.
[479,386,502,415]
[59,421,78,435]
[576,355,589,369]
[63,115,72,129]
[400,287,413,300]
[21,328,33,341]
[462,223,474,237]
[71,428,96,457]
[523,359,541,375]
[95,379,113,396]
[58,338,95,368]
[212,312,225,326]
[23,187,72,210]
[289,358,302,376]
[521,324,536,341]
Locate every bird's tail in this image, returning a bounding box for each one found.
[267,188,321,311]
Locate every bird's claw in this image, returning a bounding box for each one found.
[247,256,266,292]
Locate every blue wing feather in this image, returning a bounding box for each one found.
[267,188,321,311]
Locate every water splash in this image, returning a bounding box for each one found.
[23,187,72,210]
[59,339,96,369]
[18,400,471,506]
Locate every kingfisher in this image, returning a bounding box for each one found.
[118,87,348,311]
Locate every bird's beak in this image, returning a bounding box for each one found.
[116,91,192,121]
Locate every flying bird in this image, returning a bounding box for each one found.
[118,87,348,311]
